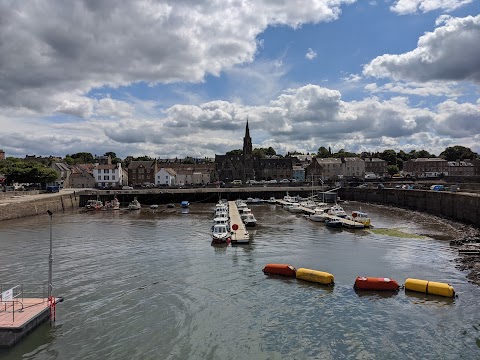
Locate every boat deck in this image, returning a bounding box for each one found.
[228,201,250,244]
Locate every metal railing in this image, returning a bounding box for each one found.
[0,283,49,323]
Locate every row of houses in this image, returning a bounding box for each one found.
[48,157,216,189]
[32,156,480,189]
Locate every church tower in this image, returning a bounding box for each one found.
[243,119,254,182]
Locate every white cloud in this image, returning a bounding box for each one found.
[1,83,479,158]
[390,0,473,15]
[0,0,355,114]
[365,80,461,97]
[363,15,480,84]
[305,48,317,60]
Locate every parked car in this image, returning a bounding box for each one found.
[122,185,134,190]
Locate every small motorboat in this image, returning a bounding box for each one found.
[150,204,159,209]
[128,197,141,210]
[102,196,120,211]
[243,213,257,227]
[346,211,371,227]
[181,201,190,208]
[85,199,103,211]
[325,218,343,228]
[327,204,347,218]
[167,203,175,208]
[211,224,232,244]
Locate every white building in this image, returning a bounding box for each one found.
[93,163,123,188]
[156,168,177,186]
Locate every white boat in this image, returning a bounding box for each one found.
[211,224,231,244]
[327,204,347,218]
[103,197,120,211]
[85,199,103,211]
[213,216,230,229]
[246,197,263,204]
[150,204,159,209]
[346,211,371,227]
[243,213,257,227]
[128,197,141,210]
[240,208,253,220]
[299,200,317,209]
[309,209,329,222]
[287,203,304,213]
[267,197,276,204]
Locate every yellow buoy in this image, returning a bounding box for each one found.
[405,278,455,298]
[296,268,334,285]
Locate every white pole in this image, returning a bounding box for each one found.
[47,210,53,299]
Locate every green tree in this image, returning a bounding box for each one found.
[387,165,399,176]
[440,146,478,161]
[317,146,330,158]
[380,150,397,165]
[64,156,75,165]
[226,149,242,156]
[104,151,122,164]
[265,147,276,156]
[66,152,94,164]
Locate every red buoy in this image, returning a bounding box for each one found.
[262,264,297,277]
[354,276,400,291]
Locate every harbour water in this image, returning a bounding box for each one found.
[0,202,479,359]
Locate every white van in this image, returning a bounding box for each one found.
[232,180,242,185]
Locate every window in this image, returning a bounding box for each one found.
[112,176,115,180]
[104,176,110,180]
[104,169,109,174]
[98,176,101,180]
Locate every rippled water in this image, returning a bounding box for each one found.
[1,202,479,359]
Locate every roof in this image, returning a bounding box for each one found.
[128,161,156,170]
[95,164,117,170]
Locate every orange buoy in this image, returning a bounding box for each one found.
[262,264,297,277]
[354,276,400,291]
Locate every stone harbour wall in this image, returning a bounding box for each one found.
[0,193,80,221]
[339,188,480,227]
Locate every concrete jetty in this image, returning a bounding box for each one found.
[228,201,250,244]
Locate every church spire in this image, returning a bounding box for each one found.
[245,117,250,139]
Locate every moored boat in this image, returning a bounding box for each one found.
[346,211,371,227]
[325,218,343,228]
[211,224,232,244]
[128,197,141,210]
[243,213,257,227]
[327,204,347,218]
[103,197,120,210]
[181,200,190,208]
[85,199,103,211]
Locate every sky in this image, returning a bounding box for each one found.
[0,0,479,159]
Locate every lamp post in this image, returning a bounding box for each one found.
[47,210,53,299]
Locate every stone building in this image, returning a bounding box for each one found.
[364,158,387,176]
[69,164,95,188]
[403,158,449,177]
[215,121,293,183]
[127,161,158,186]
[447,161,474,176]
[305,157,365,181]
[0,149,5,161]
